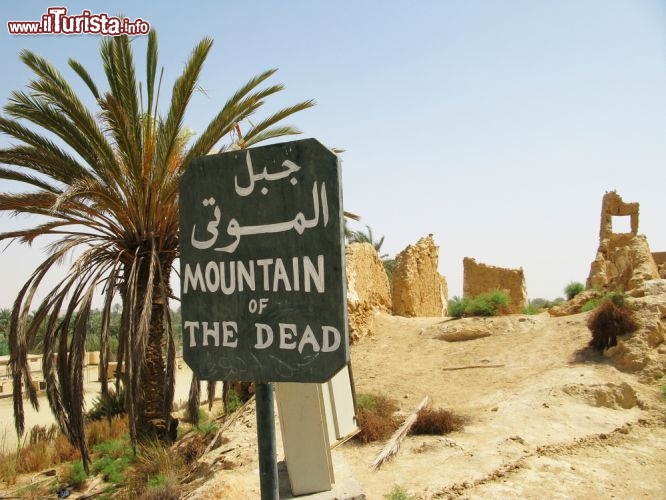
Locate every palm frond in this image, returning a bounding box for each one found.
[242,100,315,146]
[68,58,100,99]
[146,30,158,116]
[155,38,213,175]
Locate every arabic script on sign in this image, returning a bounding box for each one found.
[190,152,329,253]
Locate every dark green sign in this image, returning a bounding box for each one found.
[179,138,349,383]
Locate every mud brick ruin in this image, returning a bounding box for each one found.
[462,257,527,314]
[587,191,660,291]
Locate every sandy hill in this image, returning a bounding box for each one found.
[186,284,666,499]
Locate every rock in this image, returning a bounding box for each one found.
[422,317,494,342]
[462,257,527,314]
[391,235,447,317]
[628,279,666,298]
[548,289,602,317]
[597,291,666,381]
[345,242,391,342]
[562,382,638,409]
[436,329,492,342]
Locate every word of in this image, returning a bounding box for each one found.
[184,321,342,354]
[182,255,325,294]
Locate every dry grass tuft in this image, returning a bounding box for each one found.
[137,474,182,500]
[16,441,53,473]
[0,451,18,485]
[125,441,184,498]
[86,416,128,447]
[355,393,400,443]
[28,424,58,445]
[410,408,466,435]
[587,298,638,351]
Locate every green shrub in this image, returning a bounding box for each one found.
[383,258,396,280]
[92,437,133,485]
[587,297,638,351]
[564,281,585,300]
[448,297,469,318]
[384,486,416,500]
[66,460,88,489]
[226,388,242,414]
[449,291,510,318]
[356,393,380,411]
[0,336,8,356]
[183,406,208,424]
[581,298,600,312]
[582,290,625,313]
[86,386,126,421]
[521,304,540,315]
[194,420,218,435]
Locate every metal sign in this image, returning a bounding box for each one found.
[179,138,349,383]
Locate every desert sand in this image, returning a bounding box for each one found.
[182,299,666,499]
[2,298,665,499]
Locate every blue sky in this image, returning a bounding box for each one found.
[0,1,665,307]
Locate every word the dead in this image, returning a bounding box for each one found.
[183,321,342,354]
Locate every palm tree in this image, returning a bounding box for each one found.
[0,32,313,470]
[347,224,397,279]
[348,224,387,257]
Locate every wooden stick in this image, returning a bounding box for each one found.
[442,364,505,371]
[370,396,429,471]
[203,395,256,456]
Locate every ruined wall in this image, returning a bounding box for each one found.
[652,252,666,279]
[391,235,447,317]
[587,191,659,291]
[599,190,639,239]
[462,257,527,314]
[345,242,391,342]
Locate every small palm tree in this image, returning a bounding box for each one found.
[347,225,387,257]
[347,224,396,279]
[0,32,313,470]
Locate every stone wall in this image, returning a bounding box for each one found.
[462,257,527,314]
[391,235,447,317]
[587,191,659,291]
[345,242,391,342]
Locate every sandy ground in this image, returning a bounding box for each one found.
[184,307,666,499]
[340,312,666,498]
[2,302,665,499]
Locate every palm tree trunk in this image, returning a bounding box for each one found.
[133,257,177,442]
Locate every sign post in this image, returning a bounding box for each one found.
[179,138,349,498]
[256,382,278,498]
